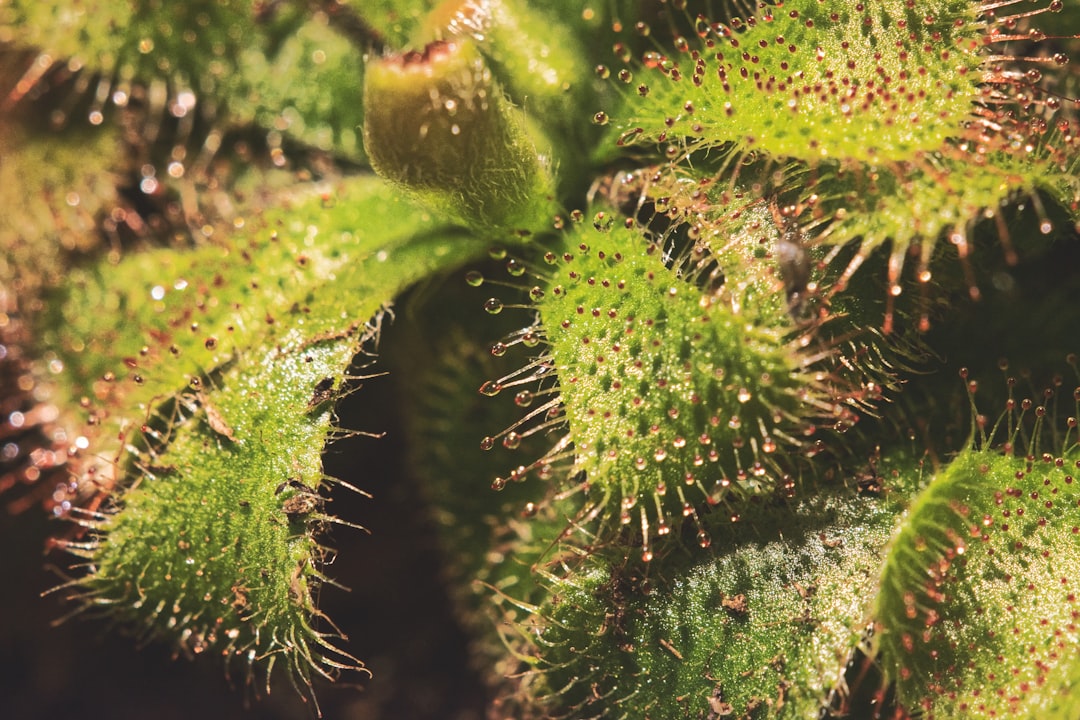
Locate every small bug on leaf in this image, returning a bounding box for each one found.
[275,478,323,520]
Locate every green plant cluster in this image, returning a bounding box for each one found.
[2,1,1080,718]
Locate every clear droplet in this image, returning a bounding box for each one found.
[480,436,495,451]
[465,270,484,287]
[483,298,504,315]
[515,391,534,407]
[592,111,609,126]
[479,381,502,396]
[503,432,522,449]
[506,258,526,277]
[490,342,508,357]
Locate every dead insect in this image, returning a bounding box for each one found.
[588,165,657,222]
[767,198,813,318]
[307,376,336,410]
[720,593,749,617]
[856,448,884,496]
[275,478,324,520]
[196,390,237,441]
[587,164,682,240]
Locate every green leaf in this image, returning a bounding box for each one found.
[876,444,1080,717]
[506,455,924,719]
[47,175,487,700]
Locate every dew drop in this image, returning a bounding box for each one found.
[697,530,711,548]
[480,436,495,451]
[1039,220,1053,234]
[1053,53,1069,66]
[595,64,611,79]
[657,522,670,535]
[506,258,526,277]
[515,390,534,407]
[616,127,644,146]
[592,111,609,126]
[521,331,541,347]
[490,342,508,357]
[737,388,751,403]
[483,298,504,315]
[491,477,506,491]
[465,270,484,287]
[479,381,503,396]
[503,432,522,449]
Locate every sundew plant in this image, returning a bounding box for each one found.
[2,0,1080,718]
